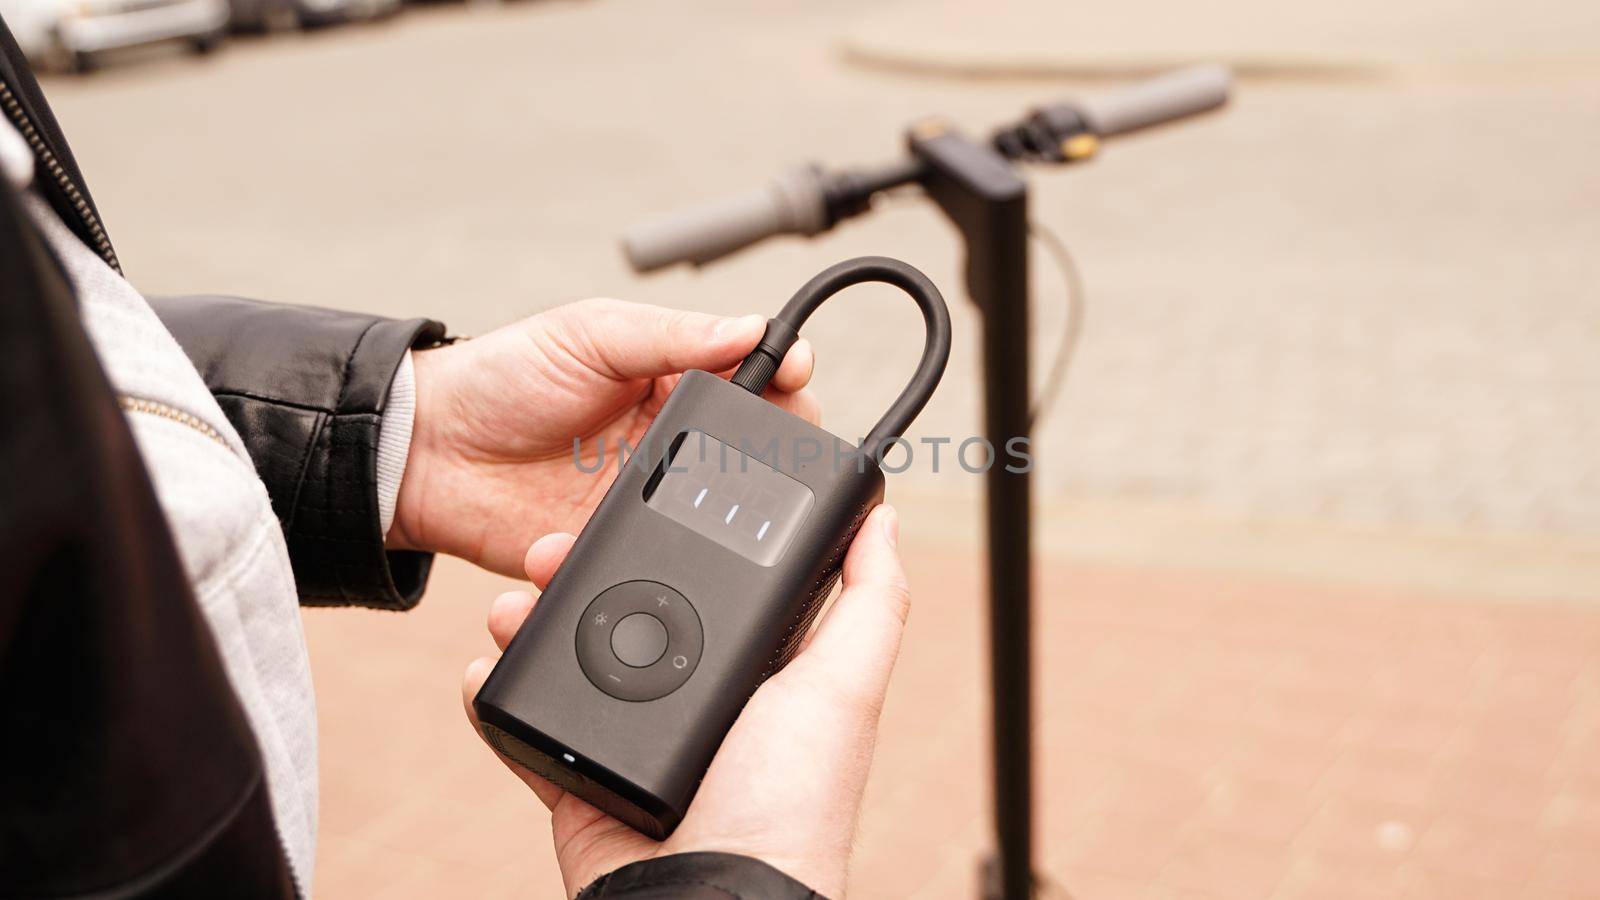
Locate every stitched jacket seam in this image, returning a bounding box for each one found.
[212,388,334,413]
[280,409,326,535]
[334,321,379,414]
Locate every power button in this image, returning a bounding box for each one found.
[611,613,669,667]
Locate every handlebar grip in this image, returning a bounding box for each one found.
[622,166,830,271]
[1078,64,1232,137]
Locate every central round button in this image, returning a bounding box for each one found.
[610,613,669,668]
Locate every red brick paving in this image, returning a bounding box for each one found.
[307,545,1600,898]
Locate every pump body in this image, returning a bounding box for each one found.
[474,370,884,838]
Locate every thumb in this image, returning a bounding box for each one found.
[786,505,909,713]
[550,299,767,380]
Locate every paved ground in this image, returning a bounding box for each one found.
[307,549,1600,899]
[32,0,1600,896]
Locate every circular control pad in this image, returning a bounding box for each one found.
[577,581,703,701]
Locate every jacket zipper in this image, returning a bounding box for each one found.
[0,75,122,273]
[119,396,230,448]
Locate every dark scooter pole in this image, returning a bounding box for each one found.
[907,123,1035,900]
[620,65,1232,899]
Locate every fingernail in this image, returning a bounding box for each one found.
[714,314,765,342]
[881,505,899,548]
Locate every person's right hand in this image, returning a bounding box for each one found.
[389,300,815,578]
[461,505,909,898]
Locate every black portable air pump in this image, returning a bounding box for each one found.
[473,256,951,838]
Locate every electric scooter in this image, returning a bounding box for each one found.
[620,65,1233,899]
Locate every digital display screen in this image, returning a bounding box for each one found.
[644,431,814,566]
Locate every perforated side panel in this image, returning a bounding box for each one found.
[760,504,869,680]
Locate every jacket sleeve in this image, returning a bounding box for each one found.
[578,853,825,899]
[149,294,447,611]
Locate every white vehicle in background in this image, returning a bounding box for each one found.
[0,0,228,71]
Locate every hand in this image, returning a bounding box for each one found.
[388,299,817,576]
[461,505,908,898]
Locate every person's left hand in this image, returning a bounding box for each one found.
[387,299,817,577]
[461,505,909,898]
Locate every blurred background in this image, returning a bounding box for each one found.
[12,0,1600,896]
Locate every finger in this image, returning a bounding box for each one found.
[462,656,566,810]
[761,386,822,427]
[788,506,908,714]
[769,338,814,394]
[488,590,536,651]
[523,533,577,590]
[556,299,766,381]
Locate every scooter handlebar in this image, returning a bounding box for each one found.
[621,66,1231,270]
[1078,64,1231,137]
[622,166,830,272]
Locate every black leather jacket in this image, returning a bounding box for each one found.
[0,18,819,899]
